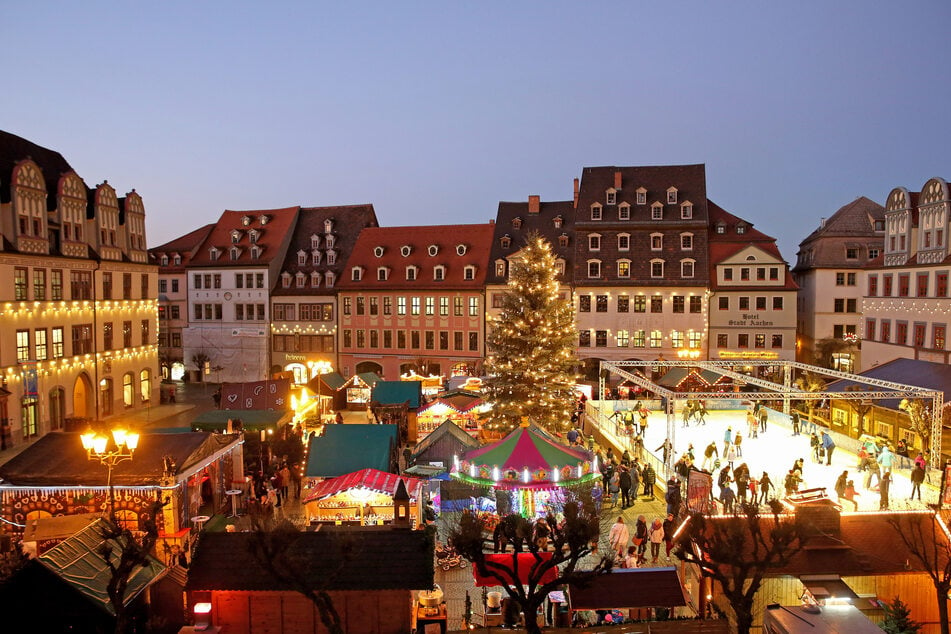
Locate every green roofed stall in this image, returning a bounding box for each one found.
[305,424,398,478]
[191,409,291,432]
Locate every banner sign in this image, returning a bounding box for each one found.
[221,378,290,411]
[686,469,714,514]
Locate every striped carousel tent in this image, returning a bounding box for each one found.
[303,468,424,503]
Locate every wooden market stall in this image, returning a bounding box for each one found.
[303,468,424,527]
[415,390,487,440]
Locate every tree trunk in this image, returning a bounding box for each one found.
[522,597,543,634]
[938,587,949,634]
[733,594,755,634]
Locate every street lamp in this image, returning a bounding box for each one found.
[81,426,139,518]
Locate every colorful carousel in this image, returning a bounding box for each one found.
[450,423,600,518]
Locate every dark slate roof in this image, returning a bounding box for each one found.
[0,432,240,487]
[489,198,575,285]
[372,380,422,408]
[793,197,885,271]
[188,207,300,267]
[337,223,496,290]
[568,567,687,609]
[0,130,78,207]
[305,424,398,478]
[185,528,434,592]
[39,518,166,615]
[825,357,951,408]
[575,164,708,224]
[272,204,378,296]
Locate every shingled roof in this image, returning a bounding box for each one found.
[575,164,709,222]
[489,198,575,285]
[0,432,240,487]
[188,207,299,267]
[794,197,885,271]
[185,528,434,592]
[0,130,78,207]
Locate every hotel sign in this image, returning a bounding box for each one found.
[718,351,780,360]
[727,313,774,327]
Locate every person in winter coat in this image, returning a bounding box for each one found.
[834,470,848,501]
[758,472,773,505]
[734,464,750,505]
[810,433,821,463]
[842,479,859,511]
[784,469,801,496]
[662,513,677,558]
[608,516,630,559]
[648,517,665,563]
[702,442,719,471]
[629,460,641,502]
[733,432,743,457]
[633,515,649,560]
[642,464,657,500]
[880,471,891,510]
[911,463,925,500]
[821,430,836,466]
[723,427,733,456]
[665,477,682,516]
[624,546,639,568]
[618,465,632,508]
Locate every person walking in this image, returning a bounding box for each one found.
[758,406,768,434]
[758,471,774,505]
[618,464,632,509]
[733,432,743,457]
[821,430,836,466]
[642,463,657,500]
[791,411,801,436]
[723,426,733,456]
[609,516,630,559]
[665,477,682,517]
[629,459,641,503]
[834,470,848,502]
[911,462,925,501]
[696,401,708,425]
[746,409,758,439]
[662,513,676,559]
[810,433,821,463]
[648,517,664,564]
[633,515,649,562]
[879,471,891,510]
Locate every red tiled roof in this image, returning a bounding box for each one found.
[303,468,423,503]
[188,207,300,267]
[338,223,495,290]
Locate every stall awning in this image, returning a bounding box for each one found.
[472,553,558,587]
[568,567,687,610]
[191,409,290,431]
[303,468,423,504]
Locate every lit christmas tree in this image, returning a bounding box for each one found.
[484,232,579,433]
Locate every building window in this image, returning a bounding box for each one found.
[356,297,365,315]
[579,330,591,347]
[633,296,646,313]
[667,188,678,204]
[590,204,602,220]
[352,267,363,282]
[633,330,646,347]
[681,260,694,278]
[681,203,693,219]
[434,266,445,281]
[934,325,946,350]
[896,322,908,345]
[618,204,630,220]
[649,330,662,348]
[51,270,63,300]
[617,260,631,278]
[370,297,380,316]
[606,191,616,205]
[651,203,663,220]
[865,319,876,341]
[588,234,601,251]
[738,334,749,348]
[425,297,435,316]
[671,331,684,348]
[123,320,133,348]
[880,320,891,343]
[464,265,476,281]
[755,297,767,311]
[672,296,685,313]
[651,234,663,251]
[773,296,784,310]
[772,334,783,349]
[52,327,64,358]
[717,334,728,348]
[495,261,506,277]
[883,275,893,296]
[469,297,479,316]
[846,247,858,259]
[618,234,630,251]
[15,330,29,362]
[33,269,46,300]
[123,373,134,408]
[756,268,766,281]
[596,295,608,313]
[617,296,629,313]
[719,296,729,310]
[406,267,417,281]
[103,322,113,350]
[469,332,479,351]
[868,275,878,297]
[741,268,750,281]
[588,260,601,278]
[594,330,608,347]
[650,260,664,278]
[397,297,406,315]
[650,296,663,313]
[899,274,910,297]
[754,334,766,349]
[681,234,693,250]
[690,296,702,313]
[636,189,646,205]
[739,297,750,310]
[453,296,463,316]
[616,330,629,347]
[937,273,948,297]
[917,273,929,297]
[913,323,926,347]
[411,297,421,315]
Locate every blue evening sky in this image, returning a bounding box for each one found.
[3,2,949,261]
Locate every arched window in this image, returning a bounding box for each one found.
[123,373,135,407]
[140,369,151,403]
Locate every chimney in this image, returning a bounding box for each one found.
[614,170,622,190]
[573,178,580,208]
[819,218,827,229]
[528,195,540,214]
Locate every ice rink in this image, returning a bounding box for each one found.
[589,403,938,512]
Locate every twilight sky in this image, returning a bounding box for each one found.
[3,2,949,261]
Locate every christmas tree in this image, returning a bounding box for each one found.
[484,232,579,433]
[880,596,922,634]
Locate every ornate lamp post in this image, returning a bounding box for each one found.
[80,427,139,518]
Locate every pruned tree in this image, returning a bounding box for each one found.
[191,351,210,381]
[813,337,850,369]
[887,513,951,634]
[793,371,826,426]
[96,500,163,634]
[673,501,803,634]
[246,514,354,634]
[844,385,874,436]
[899,399,934,459]
[448,501,609,634]
[484,232,579,433]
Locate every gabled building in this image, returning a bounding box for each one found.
[149,224,214,381]
[708,201,798,364]
[0,130,158,448]
[863,178,951,369]
[270,204,378,384]
[793,197,885,370]
[572,165,711,375]
[336,223,495,379]
[182,208,299,383]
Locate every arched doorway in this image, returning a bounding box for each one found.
[48,387,65,430]
[355,361,383,376]
[170,362,185,381]
[72,373,93,419]
[100,378,114,417]
[284,363,307,385]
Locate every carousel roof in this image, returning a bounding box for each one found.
[452,425,598,489]
[303,468,423,504]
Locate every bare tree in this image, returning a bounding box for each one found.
[793,371,826,427]
[673,501,803,634]
[95,501,163,634]
[448,501,609,634]
[191,351,210,382]
[844,385,874,436]
[899,399,934,459]
[887,512,951,634]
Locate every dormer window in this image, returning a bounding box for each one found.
[374,246,385,258]
[325,271,335,287]
[326,251,337,265]
[434,265,446,281]
[311,250,321,265]
[324,219,333,234]
[297,250,307,265]
[667,187,678,204]
[512,217,522,229]
[296,272,305,288]
[590,204,603,221]
[401,245,413,257]
[555,258,566,275]
[173,254,181,265]
[651,203,664,220]
[464,265,476,281]
[737,224,747,235]
[229,247,240,261]
[248,229,259,244]
[428,245,439,257]
[258,214,270,225]
[310,234,321,249]
[636,188,647,205]
[325,235,335,249]
[160,255,169,266]
[250,246,261,260]
[241,215,251,226]
[377,267,389,281]
[495,260,506,277]
[351,266,363,282]
[310,271,320,287]
[456,244,467,256]
[681,202,693,219]
[281,272,291,288]
[618,203,630,220]
[209,247,220,261]
[231,231,241,244]
[715,222,726,234]
[406,266,417,281]
[558,234,569,248]
[500,236,511,249]
[553,216,563,229]
[606,189,616,205]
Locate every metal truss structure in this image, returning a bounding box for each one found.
[599,359,944,467]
